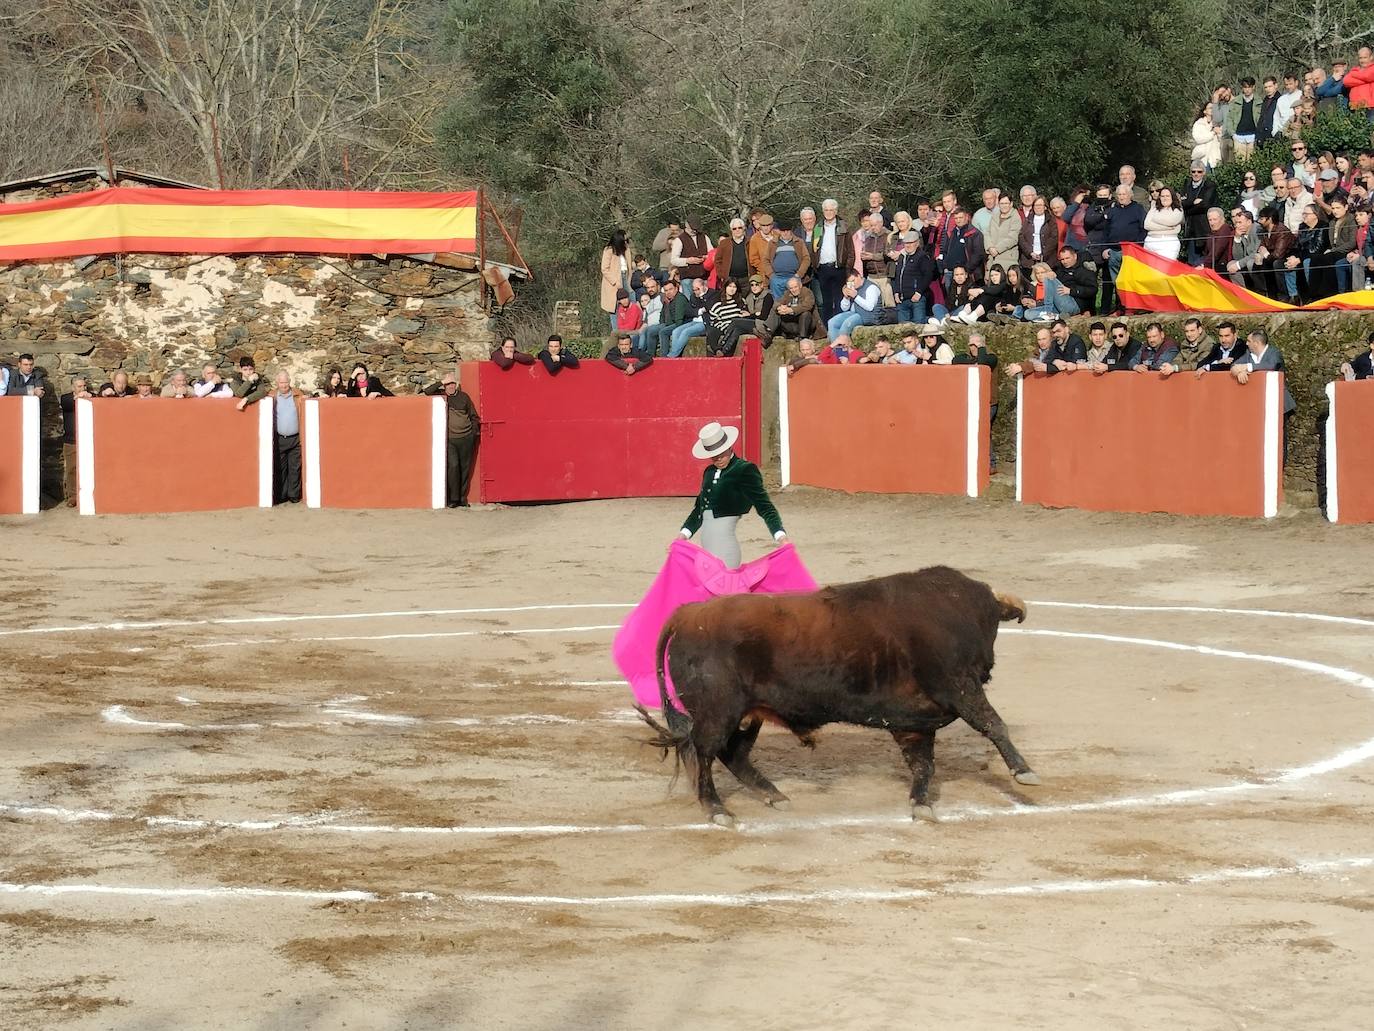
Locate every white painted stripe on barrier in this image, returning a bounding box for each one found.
[1325,381,1339,524]
[256,397,273,508]
[19,394,39,514]
[303,398,321,508]
[1014,374,1024,502]
[1264,372,1280,518]
[430,395,446,509]
[76,397,95,515]
[778,365,791,488]
[965,365,979,498]
[0,602,635,638]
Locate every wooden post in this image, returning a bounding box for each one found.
[477,187,489,310]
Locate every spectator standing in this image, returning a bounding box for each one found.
[1232,330,1297,461]
[747,213,778,285]
[650,220,679,273]
[606,334,654,374]
[599,229,633,330]
[1225,78,1261,158]
[58,375,90,506]
[865,190,893,229]
[1016,185,1038,220]
[1181,163,1218,263]
[971,188,1000,236]
[5,354,46,396]
[984,194,1022,277]
[1100,184,1147,313]
[806,199,853,323]
[938,209,985,292]
[1144,187,1184,261]
[1191,102,1223,169]
[422,371,481,507]
[536,334,580,375]
[1118,166,1150,208]
[891,231,935,325]
[1018,196,1058,274]
[100,371,134,398]
[1345,46,1374,115]
[855,213,895,305]
[670,217,711,298]
[768,225,809,301]
[714,217,751,294]
[1256,76,1281,144]
[238,371,305,504]
[1275,73,1303,134]
[192,364,232,398]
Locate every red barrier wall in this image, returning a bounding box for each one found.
[780,365,991,496]
[471,342,760,504]
[77,398,266,514]
[305,396,443,509]
[1326,380,1374,524]
[1016,371,1283,517]
[0,396,39,515]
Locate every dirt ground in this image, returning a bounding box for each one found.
[3,488,1374,1030]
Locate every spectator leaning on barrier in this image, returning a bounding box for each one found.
[1092,322,1139,373]
[606,333,654,375]
[237,371,305,504]
[422,371,481,507]
[818,334,861,364]
[918,321,955,364]
[1189,320,1249,377]
[316,367,347,398]
[195,363,234,398]
[231,356,262,399]
[1233,329,1298,463]
[162,369,193,399]
[1005,326,1057,378]
[6,353,46,396]
[100,371,133,398]
[133,374,155,398]
[1161,317,1215,376]
[1339,331,1374,380]
[859,337,895,364]
[490,336,535,371]
[787,338,820,376]
[537,334,580,375]
[347,362,393,397]
[1082,321,1110,369]
[1133,322,1181,374]
[1047,319,1088,372]
[59,375,90,506]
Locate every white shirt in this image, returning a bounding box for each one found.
[1275,88,1302,132]
[820,221,838,265]
[841,281,881,312]
[193,379,233,398]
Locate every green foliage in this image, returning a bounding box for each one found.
[914,0,1217,191]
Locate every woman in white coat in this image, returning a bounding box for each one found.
[1143,186,1184,262]
[1190,101,1222,170]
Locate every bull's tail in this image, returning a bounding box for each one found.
[633,614,697,788]
[994,591,1027,624]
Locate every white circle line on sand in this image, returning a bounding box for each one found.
[100,701,641,732]
[3,856,1372,909]
[173,623,623,652]
[5,599,1372,641]
[10,628,1374,839]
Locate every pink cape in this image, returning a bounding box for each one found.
[612,539,818,708]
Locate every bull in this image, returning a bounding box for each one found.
[637,565,1039,825]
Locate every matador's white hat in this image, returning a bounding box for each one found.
[692,421,739,459]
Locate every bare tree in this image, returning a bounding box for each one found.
[3,0,446,188]
[1216,0,1374,73]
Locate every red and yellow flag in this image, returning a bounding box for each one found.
[0,187,478,261]
[1115,242,1374,313]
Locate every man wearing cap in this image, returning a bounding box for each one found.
[763,276,816,346]
[747,213,778,285]
[740,275,774,342]
[678,422,785,569]
[422,370,481,507]
[1182,162,1218,264]
[891,230,935,325]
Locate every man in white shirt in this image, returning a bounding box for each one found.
[194,363,234,397]
[1282,178,1313,235]
[1274,73,1303,133]
[826,273,882,340]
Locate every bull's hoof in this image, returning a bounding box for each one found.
[764,794,790,810]
[710,810,736,828]
[910,803,937,823]
[1014,770,1042,786]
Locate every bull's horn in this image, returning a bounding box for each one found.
[994,591,1027,624]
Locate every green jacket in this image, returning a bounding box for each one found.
[682,455,783,537]
[659,291,691,328]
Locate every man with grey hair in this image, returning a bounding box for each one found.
[1118,165,1150,207]
[1017,184,1037,220]
[1282,178,1313,235]
[59,374,91,505]
[161,368,193,398]
[1199,207,1234,273]
[764,276,817,346]
[1225,208,1262,287]
[972,188,1000,235]
[811,198,852,323]
[1232,328,1297,463]
[1099,183,1146,313]
[422,369,480,507]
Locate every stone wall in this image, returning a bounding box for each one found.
[0,252,496,502]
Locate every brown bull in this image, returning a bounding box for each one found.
[638,565,1038,825]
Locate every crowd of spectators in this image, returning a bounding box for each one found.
[597,47,1374,354]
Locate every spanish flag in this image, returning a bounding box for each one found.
[0,187,478,261]
[1115,242,1374,313]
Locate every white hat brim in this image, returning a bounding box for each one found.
[692,423,740,459]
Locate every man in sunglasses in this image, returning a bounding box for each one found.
[1090,321,1140,373]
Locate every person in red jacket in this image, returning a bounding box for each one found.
[1344,46,1374,115]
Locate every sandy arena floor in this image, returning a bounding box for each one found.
[3,490,1374,1030]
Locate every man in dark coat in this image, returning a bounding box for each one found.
[1181,163,1218,264]
[422,371,481,507]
